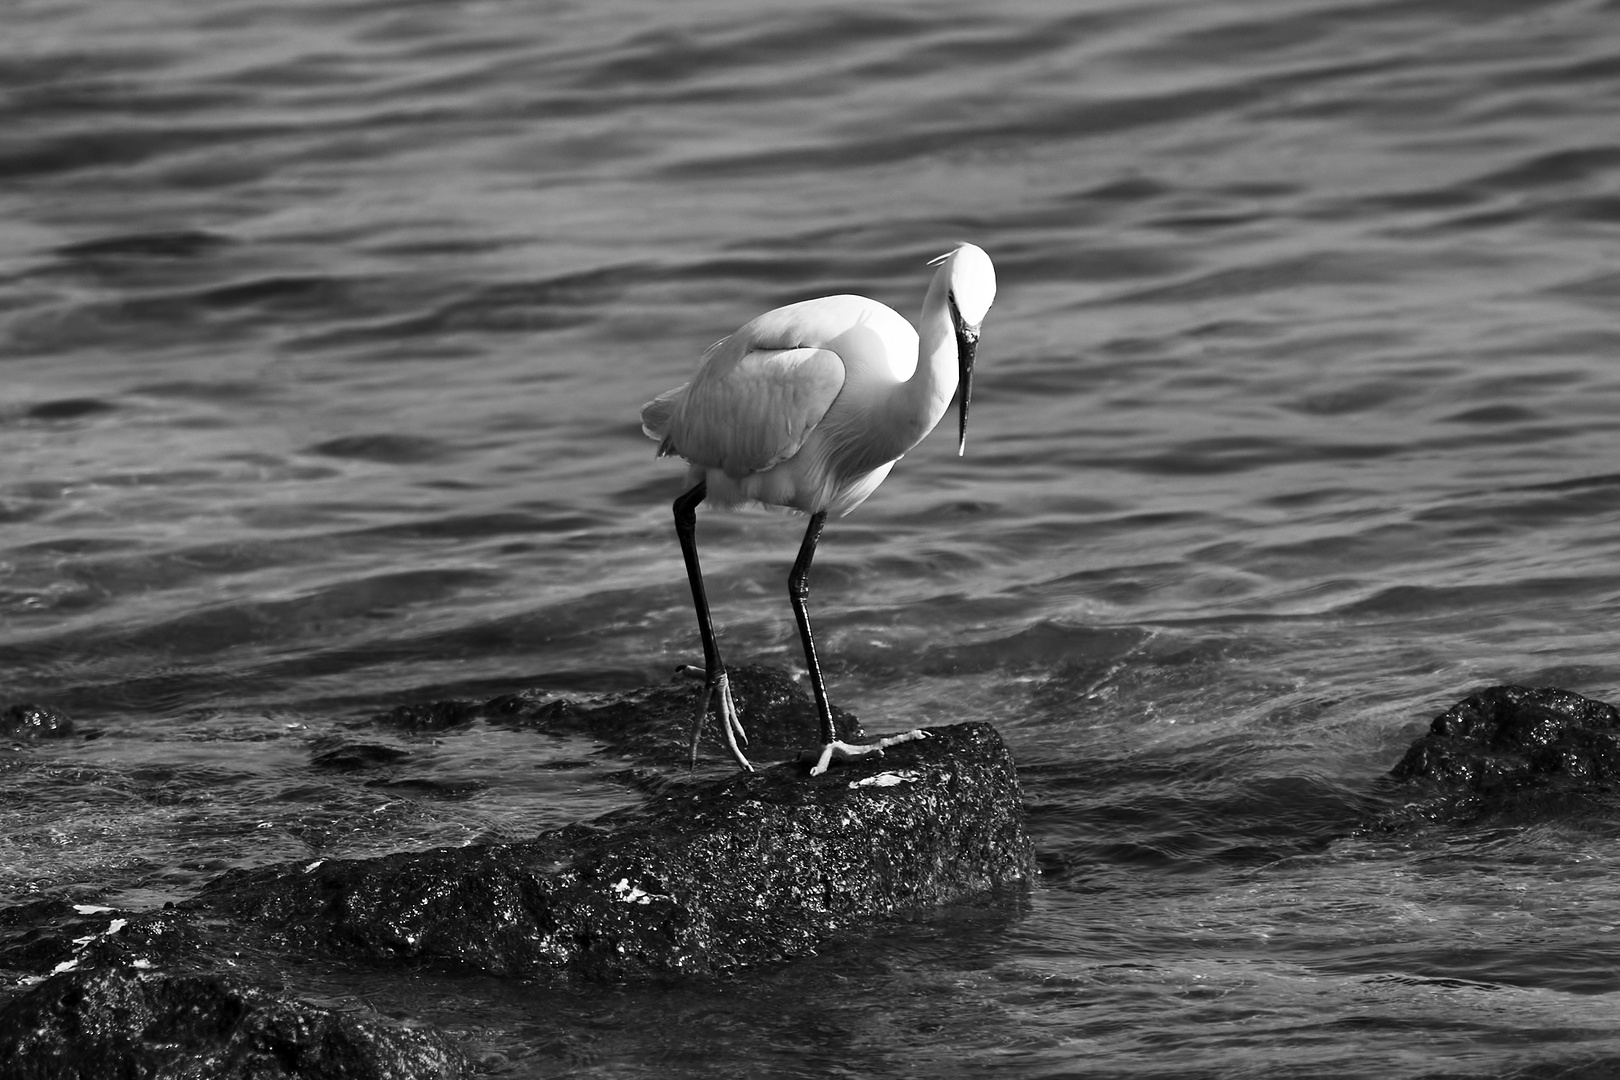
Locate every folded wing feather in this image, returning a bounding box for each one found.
[641,340,846,478]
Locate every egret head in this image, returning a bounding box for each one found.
[932,243,996,455]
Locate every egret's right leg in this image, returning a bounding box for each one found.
[788,510,836,745]
[789,511,930,776]
[673,481,752,771]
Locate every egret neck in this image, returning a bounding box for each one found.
[870,263,966,464]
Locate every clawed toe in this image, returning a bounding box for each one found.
[801,728,930,776]
[689,669,754,772]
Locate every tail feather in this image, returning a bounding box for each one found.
[639,384,687,456]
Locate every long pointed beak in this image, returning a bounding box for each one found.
[952,306,980,456]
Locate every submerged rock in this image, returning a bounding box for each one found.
[1389,685,1620,822]
[0,965,471,1080]
[1,703,73,740]
[311,740,413,771]
[196,721,1033,979]
[378,663,861,766]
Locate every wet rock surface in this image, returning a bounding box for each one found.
[0,666,1033,1074]
[0,966,471,1080]
[197,720,1033,978]
[0,901,223,985]
[1388,685,1620,823]
[2,703,73,740]
[12,673,1620,1074]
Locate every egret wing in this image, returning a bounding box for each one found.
[665,341,845,477]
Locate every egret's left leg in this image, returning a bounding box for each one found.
[788,512,931,776]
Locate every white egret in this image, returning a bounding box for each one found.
[640,243,996,775]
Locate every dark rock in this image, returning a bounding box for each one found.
[311,742,412,771]
[0,897,77,930]
[0,669,1032,1076]
[25,399,117,423]
[365,775,485,798]
[0,904,213,981]
[1389,685,1620,822]
[0,899,89,975]
[2,704,73,740]
[0,965,471,1080]
[378,698,479,732]
[195,721,1033,979]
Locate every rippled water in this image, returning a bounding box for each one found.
[6,0,1620,1074]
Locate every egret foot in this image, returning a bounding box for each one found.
[688,667,753,772]
[801,729,930,777]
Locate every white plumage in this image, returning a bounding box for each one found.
[642,243,996,774]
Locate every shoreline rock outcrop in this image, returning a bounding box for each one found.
[15,672,1620,1076]
[1388,684,1620,823]
[0,966,471,1080]
[195,720,1034,979]
[0,668,1035,1075]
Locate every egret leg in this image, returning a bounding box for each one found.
[790,512,930,776]
[674,481,751,771]
[788,510,835,743]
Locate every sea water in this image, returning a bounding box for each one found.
[5,0,1620,1075]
